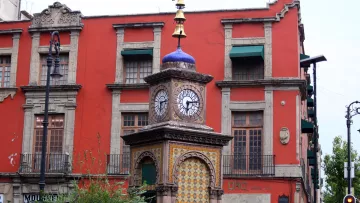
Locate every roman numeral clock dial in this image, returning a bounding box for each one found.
[154,89,169,118]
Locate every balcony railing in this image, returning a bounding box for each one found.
[223,154,275,176]
[107,154,130,175]
[19,154,70,174]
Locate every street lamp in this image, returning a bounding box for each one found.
[300,55,327,203]
[345,101,360,195]
[39,31,62,199]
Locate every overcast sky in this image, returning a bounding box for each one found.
[22,0,360,161]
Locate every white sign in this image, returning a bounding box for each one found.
[0,194,4,203]
[23,194,58,203]
[344,162,355,178]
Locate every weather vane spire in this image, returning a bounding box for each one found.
[172,0,187,48]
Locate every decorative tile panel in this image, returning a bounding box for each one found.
[175,158,210,203]
[131,144,163,181]
[169,143,221,187]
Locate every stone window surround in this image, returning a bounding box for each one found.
[28,31,80,86]
[113,22,164,84]
[223,22,272,81]
[221,86,302,177]
[110,89,149,154]
[0,29,22,102]
[21,90,78,160]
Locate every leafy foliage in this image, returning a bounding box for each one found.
[323,136,360,203]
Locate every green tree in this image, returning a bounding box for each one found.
[323,136,360,203]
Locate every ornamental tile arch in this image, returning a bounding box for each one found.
[133,151,160,186]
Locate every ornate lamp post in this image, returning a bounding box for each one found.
[39,31,63,199]
[345,101,360,195]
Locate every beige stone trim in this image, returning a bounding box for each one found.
[229,101,266,111]
[22,91,78,158]
[224,24,232,81]
[122,41,154,49]
[264,22,272,78]
[264,89,273,155]
[265,86,299,91]
[29,32,41,85]
[296,94,300,161]
[37,45,71,53]
[115,28,125,83]
[231,37,265,45]
[110,90,121,154]
[223,194,271,203]
[275,164,302,177]
[153,27,162,74]
[68,31,80,84]
[221,88,231,155]
[119,103,149,112]
[0,88,17,103]
[10,33,20,87]
[0,48,12,54]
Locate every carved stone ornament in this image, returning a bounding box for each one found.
[155,185,171,196]
[0,88,17,103]
[172,151,216,188]
[29,2,83,32]
[280,127,290,145]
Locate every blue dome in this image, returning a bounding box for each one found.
[162,47,195,64]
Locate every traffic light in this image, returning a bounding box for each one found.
[343,194,355,203]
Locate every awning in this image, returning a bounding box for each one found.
[300,54,310,60]
[308,109,314,118]
[307,98,314,107]
[301,119,314,133]
[121,49,153,56]
[307,85,313,95]
[229,46,264,59]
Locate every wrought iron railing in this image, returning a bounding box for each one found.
[106,154,130,175]
[19,154,70,174]
[223,154,275,176]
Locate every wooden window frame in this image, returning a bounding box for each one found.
[232,57,264,81]
[123,57,152,84]
[39,54,69,86]
[231,111,264,173]
[0,55,11,87]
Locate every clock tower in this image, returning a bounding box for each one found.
[122,1,232,202]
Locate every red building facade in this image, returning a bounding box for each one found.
[0,0,319,202]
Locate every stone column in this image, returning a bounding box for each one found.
[224,24,232,81]
[10,33,20,87]
[153,27,162,74]
[156,185,172,203]
[115,28,125,83]
[68,30,80,84]
[12,178,21,203]
[110,90,121,155]
[264,22,272,79]
[170,186,178,203]
[221,88,231,155]
[29,32,40,85]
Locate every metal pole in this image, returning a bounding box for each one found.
[39,31,60,201]
[347,105,351,195]
[313,63,318,203]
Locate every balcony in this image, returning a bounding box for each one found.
[223,154,275,177]
[19,154,70,174]
[106,154,130,175]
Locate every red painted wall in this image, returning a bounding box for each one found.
[0,34,13,47]
[40,31,71,46]
[273,90,299,164]
[124,28,154,42]
[0,0,302,185]
[230,88,265,101]
[223,179,297,202]
[232,24,264,38]
[272,8,299,77]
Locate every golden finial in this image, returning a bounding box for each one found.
[172,0,186,47]
[176,0,185,8]
[172,24,187,38]
[174,9,186,22]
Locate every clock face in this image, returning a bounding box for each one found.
[154,89,169,117]
[177,89,200,117]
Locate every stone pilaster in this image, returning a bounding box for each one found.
[264,22,272,79]
[22,104,34,153]
[221,87,231,155]
[115,28,125,83]
[10,33,20,87]
[153,27,162,74]
[224,24,232,81]
[110,90,121,154]
[68,30,80,84]
[29,32,40,85]
[263,89,273,156]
